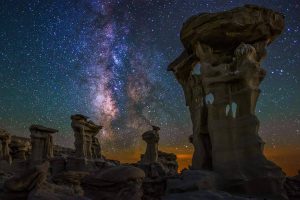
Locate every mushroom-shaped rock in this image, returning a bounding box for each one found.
[169,4,286,199]
[180,4,285,53]
[142,126,160,164]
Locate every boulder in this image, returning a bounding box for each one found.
[82,165,145,200]
[52,171,89,196]
[4,161,49,192]
[1,161,49,199]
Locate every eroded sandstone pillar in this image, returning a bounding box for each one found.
[29,125,57,165]
[71,114,102,159]
[91,129,103,159]
[68,114,102,171]
[0,129,12,164]
[71,115,87,158]
[169,5,286,199]
[142,126,160,164]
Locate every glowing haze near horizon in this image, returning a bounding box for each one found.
[0,0,299,175]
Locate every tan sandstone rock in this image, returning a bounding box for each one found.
[169,4,287,200]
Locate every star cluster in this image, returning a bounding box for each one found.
[0,0,299,175]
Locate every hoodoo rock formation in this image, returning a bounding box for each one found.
[68,114,103,171]
[71,114,103,160]
[29,125,58,165]
[1,5,298,200]
[142,125,160,164]
[169,4,287,200]
[0,129,12,164]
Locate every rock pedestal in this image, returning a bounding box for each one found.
[29,125,58,165]
[69,114,102,171]
[71,114,102,160]
[0,129,12,164]
[169,5,286,199]
[142,126,160,164]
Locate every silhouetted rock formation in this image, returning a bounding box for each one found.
[141,126,160,164]
[166,170,219,194]
[285,171,300,200]
[138,126,179,200]
[169,4,287,200]
[157,151,178,176]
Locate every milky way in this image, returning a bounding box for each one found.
[0,0,299,174]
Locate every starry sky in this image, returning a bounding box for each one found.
[0,0,299,175]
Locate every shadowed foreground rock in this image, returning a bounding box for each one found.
[82,165,145,200]
[285,171,300,200]
[1,161,87,200]
[163,191,258,200]
[1,162,49,199]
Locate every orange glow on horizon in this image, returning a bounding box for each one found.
[104,145,300,176]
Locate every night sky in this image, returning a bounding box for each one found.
[0,0,299,175]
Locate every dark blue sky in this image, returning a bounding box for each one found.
[0,0,299,172]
